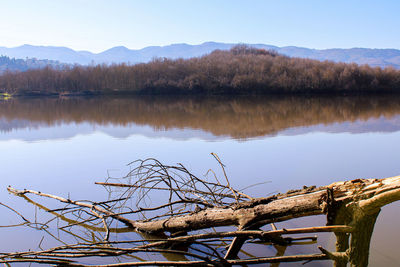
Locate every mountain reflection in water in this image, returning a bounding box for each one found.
[1,95,400,140]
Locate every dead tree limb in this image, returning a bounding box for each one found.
[6,158,400,266]
[33,176,399,234]
[12,179,400,236]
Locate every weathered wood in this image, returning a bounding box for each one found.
[135,226,353,251]
[129,176,400,233]
[6,175,400,266]
[7,186,135,227]
[8,176,400,235]
[347,211,380,267]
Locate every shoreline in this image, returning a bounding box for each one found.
[3,86,400,99]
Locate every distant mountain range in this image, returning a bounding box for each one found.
[1,42,400,68]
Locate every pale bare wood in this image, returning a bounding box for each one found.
[7,186,135,227]
[9,176,400,235]
[6,175,400,266]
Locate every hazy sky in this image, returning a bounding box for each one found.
[1,0,399,52]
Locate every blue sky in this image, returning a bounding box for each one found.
[1,0,399,52]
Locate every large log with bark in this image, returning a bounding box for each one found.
[5,158,400,266]
[10,176,399,233]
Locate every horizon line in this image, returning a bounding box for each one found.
[1,42,399,54]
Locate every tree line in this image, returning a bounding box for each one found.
[1,45,400,95]
[0,55,66,74]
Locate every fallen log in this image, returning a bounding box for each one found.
[9,176,400,234]
[6,158,400,266]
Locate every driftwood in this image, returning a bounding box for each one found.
[4,157,400,266]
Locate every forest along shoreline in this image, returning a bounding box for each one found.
[1,45,400,97]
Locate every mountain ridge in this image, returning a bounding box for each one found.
[0,42,400,68]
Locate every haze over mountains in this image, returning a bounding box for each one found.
[1,42,400,69]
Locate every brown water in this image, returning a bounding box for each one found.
[1,95,400,266]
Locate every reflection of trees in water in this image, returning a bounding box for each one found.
[1,95,400,138]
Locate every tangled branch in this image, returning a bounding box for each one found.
[4,156,400,266]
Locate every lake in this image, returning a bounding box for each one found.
[1,95,400,266]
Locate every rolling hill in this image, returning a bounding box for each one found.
[0,42,399,68]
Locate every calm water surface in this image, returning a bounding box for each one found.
[1,95,400,266]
